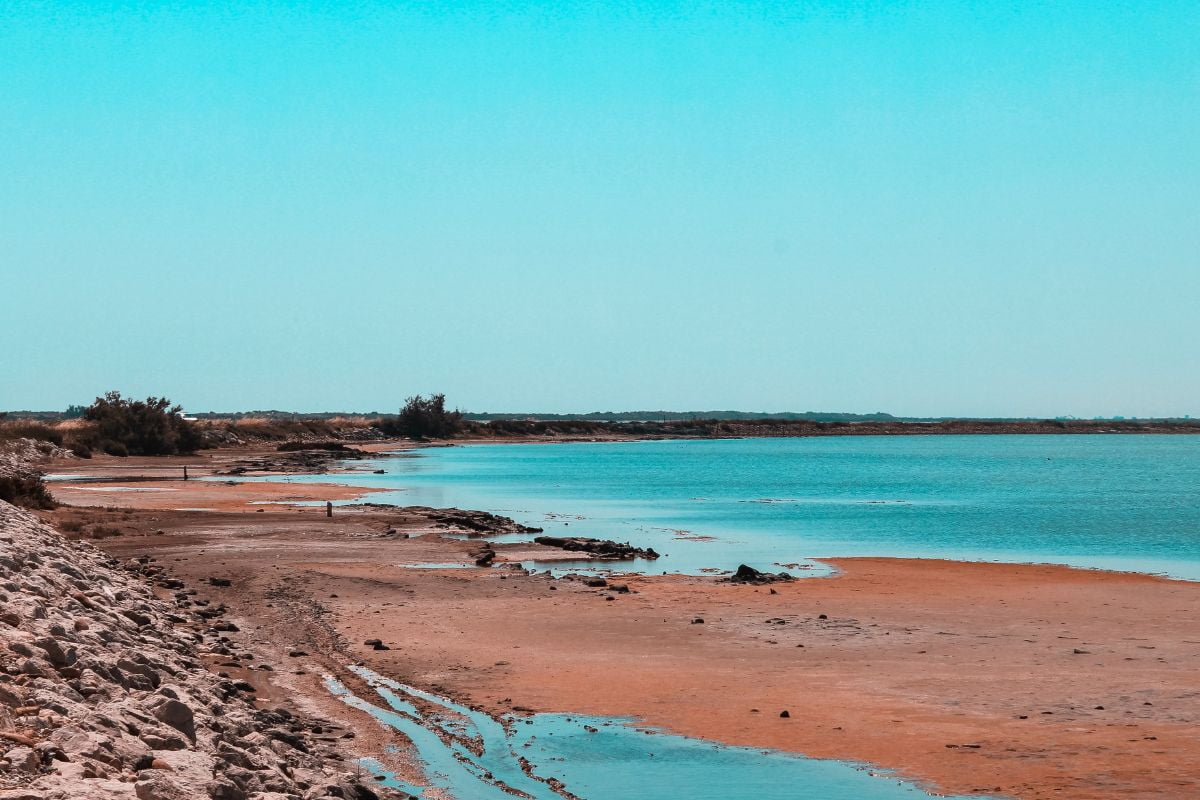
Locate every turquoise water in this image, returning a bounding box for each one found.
[266,435,1200,579]
[329,665,991,800]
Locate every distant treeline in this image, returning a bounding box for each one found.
[460,417,1200,439]
[6,396,1200,461]
[8,408,1196,424]
[460,410,903,422]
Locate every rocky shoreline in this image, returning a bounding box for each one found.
[0,444,404,800]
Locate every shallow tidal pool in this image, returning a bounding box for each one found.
[329,666,999,800]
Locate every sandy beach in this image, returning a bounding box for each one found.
[39,446,1200,800]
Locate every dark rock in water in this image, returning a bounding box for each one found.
[364,639,390,651]
[423,508,542,535]
[607,584,630,594]
[533,536,659,560]
[208,577,232,587]
[723,564,795,585]
[691,618,704,624]
[474,548,496,567]
[779,710,790,718]
[583,577,608,588]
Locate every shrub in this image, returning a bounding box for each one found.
[0,473,56,510]
[375,394,463,440]
[77,391,202,456]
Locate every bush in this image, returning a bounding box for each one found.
[76,391,202,456]
[375,394,463,440]
[0,473,56,510]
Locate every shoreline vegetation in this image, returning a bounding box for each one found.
[2,392,1199,798]
[5,392,1200,461]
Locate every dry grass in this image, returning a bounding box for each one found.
[326,415,373,427]
[215,416,373,442]
[0,420,64,445]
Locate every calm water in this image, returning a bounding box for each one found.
[329,665,991,800]
[277,435,1200,580]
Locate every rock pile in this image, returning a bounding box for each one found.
[0,440,73,472]
[0,440,70,511]
[533,536,660,560]
[722,564,796,585]
[423,509,542,536]
[0,500,401,800]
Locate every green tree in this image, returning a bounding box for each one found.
[81,391,202,456]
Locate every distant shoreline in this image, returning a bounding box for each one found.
[428,417,1200,442]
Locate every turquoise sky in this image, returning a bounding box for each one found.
[3,2,1197,416]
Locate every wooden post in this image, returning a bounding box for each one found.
[326,501,333,518]
[183,466,189,481]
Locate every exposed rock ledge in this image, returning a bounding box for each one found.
[533,536,660,560]
[0,500,402,800]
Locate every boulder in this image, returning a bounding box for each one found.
[533,536,659,560]
[135,772,190,800]
[153,699,196,741]
[723,564,795,585]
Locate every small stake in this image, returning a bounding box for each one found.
[326,501,333,518]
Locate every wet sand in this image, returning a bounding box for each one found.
[40,448,1200,800]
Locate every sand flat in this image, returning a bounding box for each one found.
[44,449,1200,799]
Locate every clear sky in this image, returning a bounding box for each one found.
[2,1,1197,416]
